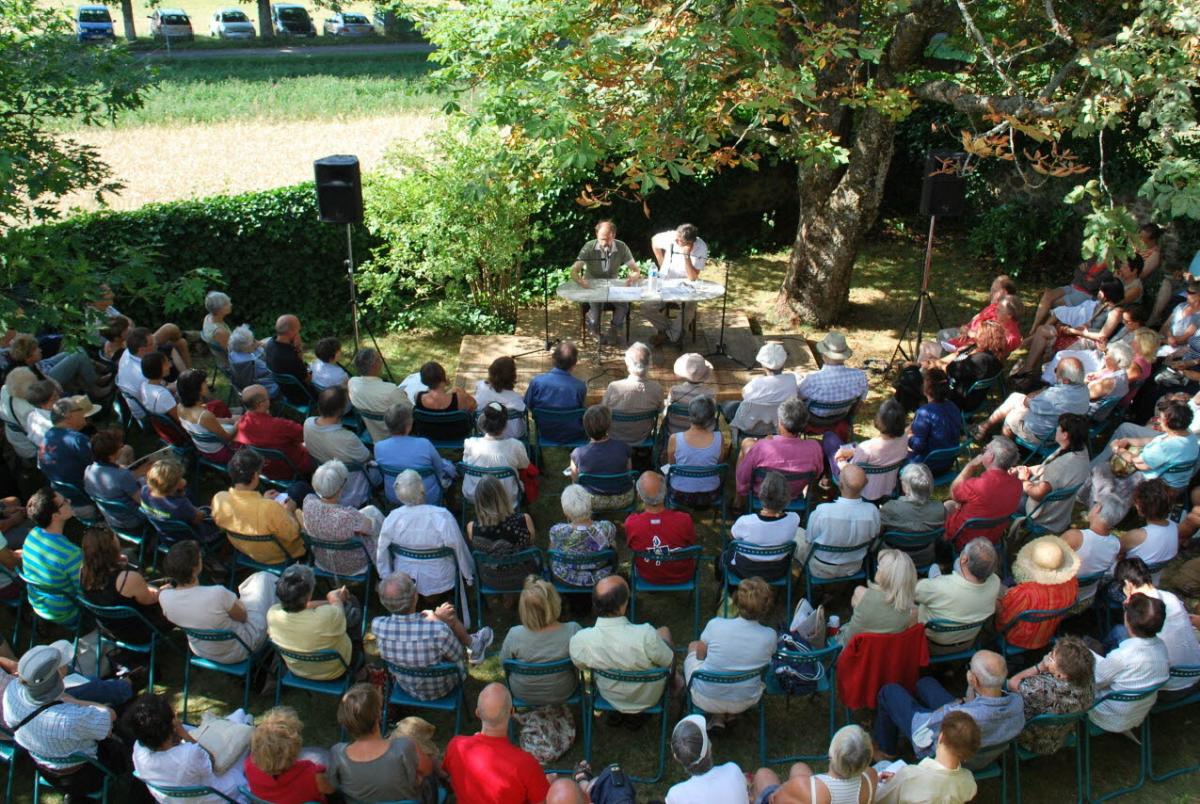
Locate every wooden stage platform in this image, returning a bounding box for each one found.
[453,302,817,403]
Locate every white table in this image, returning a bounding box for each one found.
[556,277,726,305]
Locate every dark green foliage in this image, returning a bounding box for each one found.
[966,198,1079,281]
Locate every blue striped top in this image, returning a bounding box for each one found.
[22,526,82,623]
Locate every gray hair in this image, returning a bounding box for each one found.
[49,398,76,425]
[961,537,998,581]
[275,564,315,613]
[472,475,514,528]
[561,484,593,521]
[1106,341,1134,370]
[899,463,933,503]
[1057,358,1086,385]
[828,725,874,779]
[757,470,793,512]
[687,395,717,430]
[969,651,1008,691]
[228,324,256,354]
[1095,493,1125,528]
[27,379,58,407]
[384,402,413,435]
[204,291,231,315]
[393,469,426,506]
[986,436,1019,470]
[378,572,417,613]
[670,718,713,777]
[777,397,809,435]
[624,342,651,378]
[353,348,380,376]
[312,460,349,499]
[636,471,666,506]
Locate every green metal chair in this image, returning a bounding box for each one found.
[925,618,989,665]
[271,371,317,419]
[1147,665,1200,781]
[832,457,907,503]
[31,749,116,803]
[0,724,19,803]
[916,443,967,487]
[969,742,1011,804]
[1082,684,1164,802]
[762,643,841,765]
[471,547,545,628]
[664,463,729,538]
[244,445,306,492]
[383,660,466,734]
[456,462,522,528]
[630,545,703,640]
[74,596,180,693]
[685,666,770,765]
[804,397,859,433]
[0,564,24,647]
[577,470,639,518]
[412,408,474,452]
[994,605,1074,661]
[92,495,152,567]
[876,528,943,575]
[723,542,795,617]
[749,466,818,526]
[225,530,299,587]
[386,544,464,615]
[272,645,354,739]
[1012,710,1087,804]
[530,406,588,466]
[503,657,589,773]
[611,408,660,451]
[801,538,873,607]
[957,373,1005,432]
[180,627,271,724]
[135,773,238,802]
[585,666,671,783]
[303,531,373,638]
[353,405,386,445]
[1008,483,1083,540]
[548,548,618,598]
[378,463,440,509]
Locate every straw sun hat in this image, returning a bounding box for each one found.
[1012,535,1080,586]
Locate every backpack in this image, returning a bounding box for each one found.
[770,631,825,695]
[587,764,637,804]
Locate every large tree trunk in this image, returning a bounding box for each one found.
[256,0,272,39]
[778,0,948,325]
[120,0,136,41]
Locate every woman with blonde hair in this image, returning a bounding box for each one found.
[1123,327,1159,406]
[244,706,335,803]
[141,457,222,545]
[838,549,918,645]
[499,576,583,706]
[465,475,537,591]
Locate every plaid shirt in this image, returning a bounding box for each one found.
[797,365,868,408]
[371,613,464,700]
[3,684,111,770]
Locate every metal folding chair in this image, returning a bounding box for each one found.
[503,657,588,773]
[383,660,466,733]
[685,666,769,765]
[1082,684,1165,802]
[762,643,841,765]
[471,547,545,628]
[630,545,703,640]
[180,627,271,724]
[585,666,671,783]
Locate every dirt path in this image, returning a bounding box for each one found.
[62,113,442,213]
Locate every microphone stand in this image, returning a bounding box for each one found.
[704,259,751,368]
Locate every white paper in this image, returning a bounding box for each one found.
[605,286,643,301]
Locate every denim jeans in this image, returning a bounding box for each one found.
[873,677,956,756]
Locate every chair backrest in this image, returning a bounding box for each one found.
[749,466,815,511]
[226,530,292,565]
[189,428,228,450]
[665,463,728,487]
[950,515,1010,543]
[612,408,659,425]
[732,542,796,562]
[961,373,1003,411]
[74,595,160,638]
[880,528,943,554]
[135,772,237,802]
[273,645,350,673]
[577,470,637,496]
[149,411,191,448]
[924,618,988,644]
[49,479,94,510]
[631,545,702,579]
[182,626,254,657]
[531,406,588,445]
[916,444,964,468]
[592,666,671,686]
[472,547,545,575]
[272,372,316,402]
[141,504,201,540]
[548,548,617,569]
[412,407,473,447]
[1160,458,1198,487]
[93,494,145,525]
[806,397,859,419]
[456,462,519,482]
[1024,483,1083,521]
[388,544,454,562]
[384,660,461,684]
[860,458,907,476]
[502,657,581,700]
[245,445,302,480]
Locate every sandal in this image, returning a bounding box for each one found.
[574,760,593,785]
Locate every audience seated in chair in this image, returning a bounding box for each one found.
[138,352,178,421]
[22,487,85,626]
[525,341,587,444]
[268,564,355,681]
[375,402,457,507]
[93,283,191,371]
[472,355,527,439]
[302,460,384,578]
[796,464,879,581]
[176,370,238,463]
[665,396,725,507]
[158,540,277,664]
[38,396,100,518]
[1016,278,1128,377]
[1011,412,1090,535]
[376,469,475,606]
[570,405,634,510]
[665,353,716,435]
[411,361,476,444]
[462,402,529,506]
[465,476,537,591]
[1088,591,1170,733]
[798,332,868,430]
[303,387,376,508]
[228,325,277,399]
[973,357,1089,445]
[211,448,306,564]
[626,471,697,583]
[880,464,946,569]
[329,682,434,802]
[725,471,801,583]
[1,367,40,462]
[936,274,1016,349]
[499,577,583,706]
[873,710,980,804]
[996,535,1080,652]
[601,341,663,445]
[685,577,777,729]
[7,331,111,400]
[264,314,314,406]
[873,650,1024,765]
[735,398,824,508]
[907,368,962,474]
[443,683,551,804]
[116,326,156,410]
[828,397,909,502]
[244,705,335,804]
[1062,493,1123,605]
[915,538,1000,654]
[751,724,878,804]
[309,337,350,391]
[549,484,617,590]
[837,550,918,646]
[723,341,797,440]
[80,528,169,648]
[200,290,232,358]
[370,572,492,700]
[234,384,314,481]
[142,457,223,546]
[667,714,750,803]
[569,575,675,718]
[1006,636,1095,755]
[943,437,1022,550]
[347,347,410,444]
[944,321,1008,413]
[83,427,147,532]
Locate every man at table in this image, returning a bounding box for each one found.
[572,220,642,346]
[644,223,709,347]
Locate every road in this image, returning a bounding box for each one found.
[135,41,435,60]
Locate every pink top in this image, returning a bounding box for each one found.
[840,436,910,501]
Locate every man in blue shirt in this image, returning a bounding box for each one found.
[37,397,100,517]
[374,402,456,506]
[525,341,588,445]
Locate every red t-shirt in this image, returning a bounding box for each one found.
[235,410,313,479]
[945,468,1023,549]
[244,757,327,804]
[624,509,697,584]
[443,733,550,804]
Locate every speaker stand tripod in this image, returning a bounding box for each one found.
[890,214,946,367]
[703,260,751,369]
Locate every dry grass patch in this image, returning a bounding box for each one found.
[60,112,442,212]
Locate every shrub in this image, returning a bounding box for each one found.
[966,198,1078,280]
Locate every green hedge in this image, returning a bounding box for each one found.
[9,184,375,336]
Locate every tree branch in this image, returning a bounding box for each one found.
[914,80,1062,118]
[1042,0,1072,44]
[952,0,1017,92]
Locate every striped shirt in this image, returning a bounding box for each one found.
[3,684,111,770]
[22,526,83,624]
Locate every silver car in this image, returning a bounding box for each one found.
[209,8,255,39]
[323,11,373,36]
[149,8,193,40]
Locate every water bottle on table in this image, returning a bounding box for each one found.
[648,264,659,294]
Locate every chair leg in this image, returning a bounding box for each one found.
[182,659,192,724]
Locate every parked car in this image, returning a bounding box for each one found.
[149,8,194,41]
[75,5,116,43]
[323,11,372,37]
[271,3,316,37]
[209,7,255,39]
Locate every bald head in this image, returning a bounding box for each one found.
[636,471,665,507]
[476,683,512,734]
[839,464,867,499]
[969,649,1007,691]
[546,779,587,804]
[275,314,300,339]
[242,384,270,410]
[593,574,630,617]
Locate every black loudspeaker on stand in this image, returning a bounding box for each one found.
[891,151,967,367]
[314,155,394,382]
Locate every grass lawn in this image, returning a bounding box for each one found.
[8,239,1200,802]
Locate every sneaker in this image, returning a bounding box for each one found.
[468,627,494,664]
